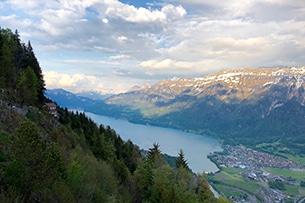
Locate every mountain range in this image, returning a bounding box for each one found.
[45,88,112,109]
[84,67,305,155]
[46,67,305,155]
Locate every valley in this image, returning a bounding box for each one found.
[46,66,305,202]
[209,145,305,202]
[85,67,305,157]
[3,0,305,201]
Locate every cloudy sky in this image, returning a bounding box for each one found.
[1,0,305,94]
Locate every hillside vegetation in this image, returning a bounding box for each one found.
[0,27,228,202]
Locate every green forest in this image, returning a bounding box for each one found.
[0,27,229,202]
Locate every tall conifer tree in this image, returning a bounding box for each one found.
[175,149,188,169]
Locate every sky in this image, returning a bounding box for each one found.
[1,0,305,94]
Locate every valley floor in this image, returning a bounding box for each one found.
[208,145,305,202]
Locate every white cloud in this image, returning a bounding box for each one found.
[117,35,128,43]
[63,59,109,64]
[139,59,193,69]
[8,0,55,10]
[109,55,131,60]
[1,0,305,93]
[102,18,109,23]
[44,71,106,93]
[43,70,151,94]
[161,4,186,20]
[104,1,186,23]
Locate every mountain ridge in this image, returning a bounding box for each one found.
[105,66,305,113]
[45,88,110,109]
[87,66,305,154]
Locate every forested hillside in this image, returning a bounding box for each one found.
[0,27,45,106]
[0,27,228,202]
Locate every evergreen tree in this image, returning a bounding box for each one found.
[134,158,154,201]
[13,30,27,72]
[0,28,46,104]
[4,121,65,201]
[147,143,164,167]
[0,28,15,88]
[0,27,3,87]
[16,66,39,105]
[175,149,188,169]
[24,41,45,102]
[197,173,215,202]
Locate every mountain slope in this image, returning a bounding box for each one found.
[45,88,102,109]
[88,67,305,154]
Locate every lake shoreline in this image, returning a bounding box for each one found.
[75,110,223,173]
[86,110,220,139]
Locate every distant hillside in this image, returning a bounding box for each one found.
[87,67,305,155]
[45,88,105,109]
[76,91,113,100]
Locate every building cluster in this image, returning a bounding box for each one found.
[215,145,302,170]
[210,145,305,202]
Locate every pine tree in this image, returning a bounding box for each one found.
[197,173,215,202]
[0,28,46,104]
[16,66,39,105]
[0,28,15,88]
[0,30,4,87]
[13,30,27,72]
[24,41,45,102]
[175,149,188,169]
[4,121,65,200]
[147,143,161,163]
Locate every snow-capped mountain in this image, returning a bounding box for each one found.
[87,67,305,153]
[103,66,305,116]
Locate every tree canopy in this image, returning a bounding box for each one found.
[0,27,45,106]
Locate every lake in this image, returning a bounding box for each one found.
[84,111,223,173]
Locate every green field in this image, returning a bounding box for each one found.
[212,184,245,197]
[208,167,260,194]
[283,183,299,196]
[208,143,305,200]
[277,153,305,165]
[255,142,305,165]
[265,167,305,182]
[209,166,305,200]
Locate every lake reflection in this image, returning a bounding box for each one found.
[84,112,222,173]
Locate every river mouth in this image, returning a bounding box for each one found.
[82,111,223,173]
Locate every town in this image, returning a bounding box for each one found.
[209,146,305,202]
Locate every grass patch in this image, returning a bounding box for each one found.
[209,167,260,194]
[265,167,305,182]
[277,153,305,165]
[212,184,245,197]
[264,167,305,197]
[255,141,281,153]
[255,142,305,162]
[283,183,299,196]
[299,187,305,196]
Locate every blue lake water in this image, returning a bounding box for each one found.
[84,111,223,173]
